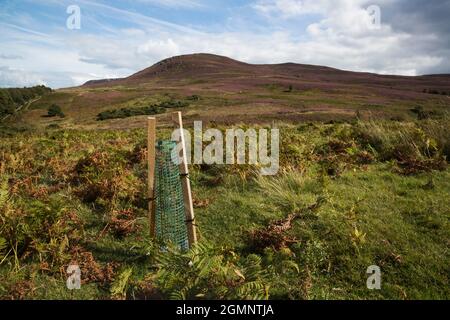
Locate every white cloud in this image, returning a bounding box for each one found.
[252,0,369,18]
[0,66,47,87]
[0,53,23,60]
[250,0,444,75]
[0,0,448,88]
[137,38,181,62]
[253,0,326,17]
[133,0,205,9]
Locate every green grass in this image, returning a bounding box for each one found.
[0,118,448,300]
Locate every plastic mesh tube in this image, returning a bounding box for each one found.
[154,140,189,250]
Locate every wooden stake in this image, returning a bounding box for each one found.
[172,112,197,246]
[147,117,157,238]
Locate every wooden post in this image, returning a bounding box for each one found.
[148,117,157,238]
[172,112,197,247]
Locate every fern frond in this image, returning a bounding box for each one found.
[153,240,271,300]
[243,254,264,280]
[0,178,9,209]
[281,260,300,273]
[110,267,133,299]
[196,255,223,278]
[170,288,187,300]
[0,237,6,259]
[237,281,266,300]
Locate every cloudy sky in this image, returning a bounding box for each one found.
[0,0,449,88]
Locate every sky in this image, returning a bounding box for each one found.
[0,0,449,88]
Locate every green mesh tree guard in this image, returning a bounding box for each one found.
[154,140,189,250]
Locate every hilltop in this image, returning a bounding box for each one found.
[82,53,450,96]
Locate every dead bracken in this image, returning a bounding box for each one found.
[246,198,325,251]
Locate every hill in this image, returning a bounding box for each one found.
[83,53,450,95]
[7,53,450,129]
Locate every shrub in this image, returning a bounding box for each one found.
[187,95,201,101]
[284,85,293,93]
[72,151,140,206]
[354,120,448,174]
[47,104,65,118]
[0,178,80,270]
[97,99,189,121]
[419,116,450,159]
[410,106,434,120]
[97,105,164,121]
[159,99,189,109]
[99,105,159,121]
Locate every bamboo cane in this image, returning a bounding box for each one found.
[147,117,156,238]
[172,112,197,246]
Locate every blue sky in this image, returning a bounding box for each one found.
[1,0,449,88]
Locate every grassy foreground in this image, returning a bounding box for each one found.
[0,117,449,300]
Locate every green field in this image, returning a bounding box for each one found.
[0,116,448,300]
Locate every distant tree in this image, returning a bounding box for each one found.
[47,104,65,118]
[8,89,25,105]
[1,86,52,118]
[0,90,15,116]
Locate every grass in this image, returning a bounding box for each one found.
[0,117,449,300]
[15,79,449,130]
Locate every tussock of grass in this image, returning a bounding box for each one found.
[354,119,448,174]
[256,169,323,212]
